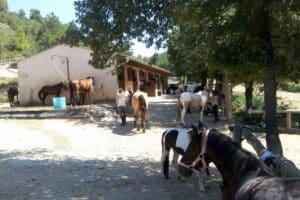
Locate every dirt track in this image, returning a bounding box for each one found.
[0,95,299,200]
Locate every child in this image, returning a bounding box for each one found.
[116,88,127,126]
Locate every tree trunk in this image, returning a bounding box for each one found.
[223,70,233,120]
[261,2,283,155]
[245,80,253,111]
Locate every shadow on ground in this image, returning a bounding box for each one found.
[0,150,221,200]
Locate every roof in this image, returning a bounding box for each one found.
[17,45,173,75]
[126,56,172,75]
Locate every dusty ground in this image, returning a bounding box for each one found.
[0,95,299,200]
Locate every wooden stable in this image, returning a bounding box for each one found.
[117,57,172,97]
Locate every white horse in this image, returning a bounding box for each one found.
[178,90,208,125]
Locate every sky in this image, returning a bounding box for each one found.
[7,0,166,57]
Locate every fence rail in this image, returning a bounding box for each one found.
[0,58,23,65]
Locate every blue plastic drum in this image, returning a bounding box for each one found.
[52,97,66,109]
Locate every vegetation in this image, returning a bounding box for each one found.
[0,0,81,60]
[279,82,300,92]
[232,93,264,112]
[0,77,17,103]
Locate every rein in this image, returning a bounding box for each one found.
[179,129,210,178]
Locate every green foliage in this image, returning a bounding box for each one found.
[279,82,300,92]
[0,77,17,103]
[232,93,264,111]
[0,0,8,13]
[74,0,175,68]
[235,111,265,128]
[0,6,82,59]
[148,52,169,69]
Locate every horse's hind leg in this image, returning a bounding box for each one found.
[141,112,145,133]
[172,151,179,169]
[180,105,187,125]
[161,149,170,179]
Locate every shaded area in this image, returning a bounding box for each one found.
[0,150,221,200]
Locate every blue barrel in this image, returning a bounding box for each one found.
[52,97,66,109]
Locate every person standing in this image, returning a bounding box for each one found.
[212,90,220,123]
[116,88,127,126]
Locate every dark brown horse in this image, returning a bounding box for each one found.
[178,124,300,200]
[131,90,148,133]
[38,82,67,105]
[69,77,95,106]
[7,86,19,107]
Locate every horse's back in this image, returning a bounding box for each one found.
[162,128,189,154]
[7,86,18,95]
[236,176,300,200]
[132,91,148,110]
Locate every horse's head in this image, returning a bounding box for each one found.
[178,121,211,178]
[61,82,68,90]
[86,76,95,85]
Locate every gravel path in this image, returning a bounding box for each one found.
[0,95,299,200]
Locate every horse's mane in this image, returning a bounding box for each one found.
[207,130,262,180]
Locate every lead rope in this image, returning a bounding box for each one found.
[179,128,210,179]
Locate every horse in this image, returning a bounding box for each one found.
[38,82,67,105]
[161,123,207,191]
[69,76,95,105]
[178,90,208,125]
[7,86,19,107]
[131,90,148,133]
[178,123,300,200]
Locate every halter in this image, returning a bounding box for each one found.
[179,129,210,178]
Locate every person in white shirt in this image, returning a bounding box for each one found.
[116,88,128,126]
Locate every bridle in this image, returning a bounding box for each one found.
[179,128,210,178]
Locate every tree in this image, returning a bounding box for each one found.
[29,9,42,22]
[64,21,84,46]
[17,9,26,19]
[75,1,300,155]
[0,0,8,13]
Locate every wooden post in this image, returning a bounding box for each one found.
[124,65,128,90]
[286,111,292,129]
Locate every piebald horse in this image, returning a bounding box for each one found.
[179,124,300,200]
[178,90,208,125]
[161,122,207,191]
[131,90,149,133]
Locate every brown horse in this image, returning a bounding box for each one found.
[38,82,67,105]
[178,123,300,200]
[7,86,19,107]
[69,77,95,106]
[131,90,148,133]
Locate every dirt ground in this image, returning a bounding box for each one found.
[0,95,299,200]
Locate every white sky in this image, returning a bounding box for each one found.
[131,39,167,58]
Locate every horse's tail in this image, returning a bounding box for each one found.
[177,96,183,118]
[138,94,147,114]
[161,130,170,179]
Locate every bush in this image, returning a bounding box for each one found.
[235,111,265,127]
[0,77,18,103]
[232,93,264,111]
[279,82,300,92]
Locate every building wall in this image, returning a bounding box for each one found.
[18,45,118,105]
